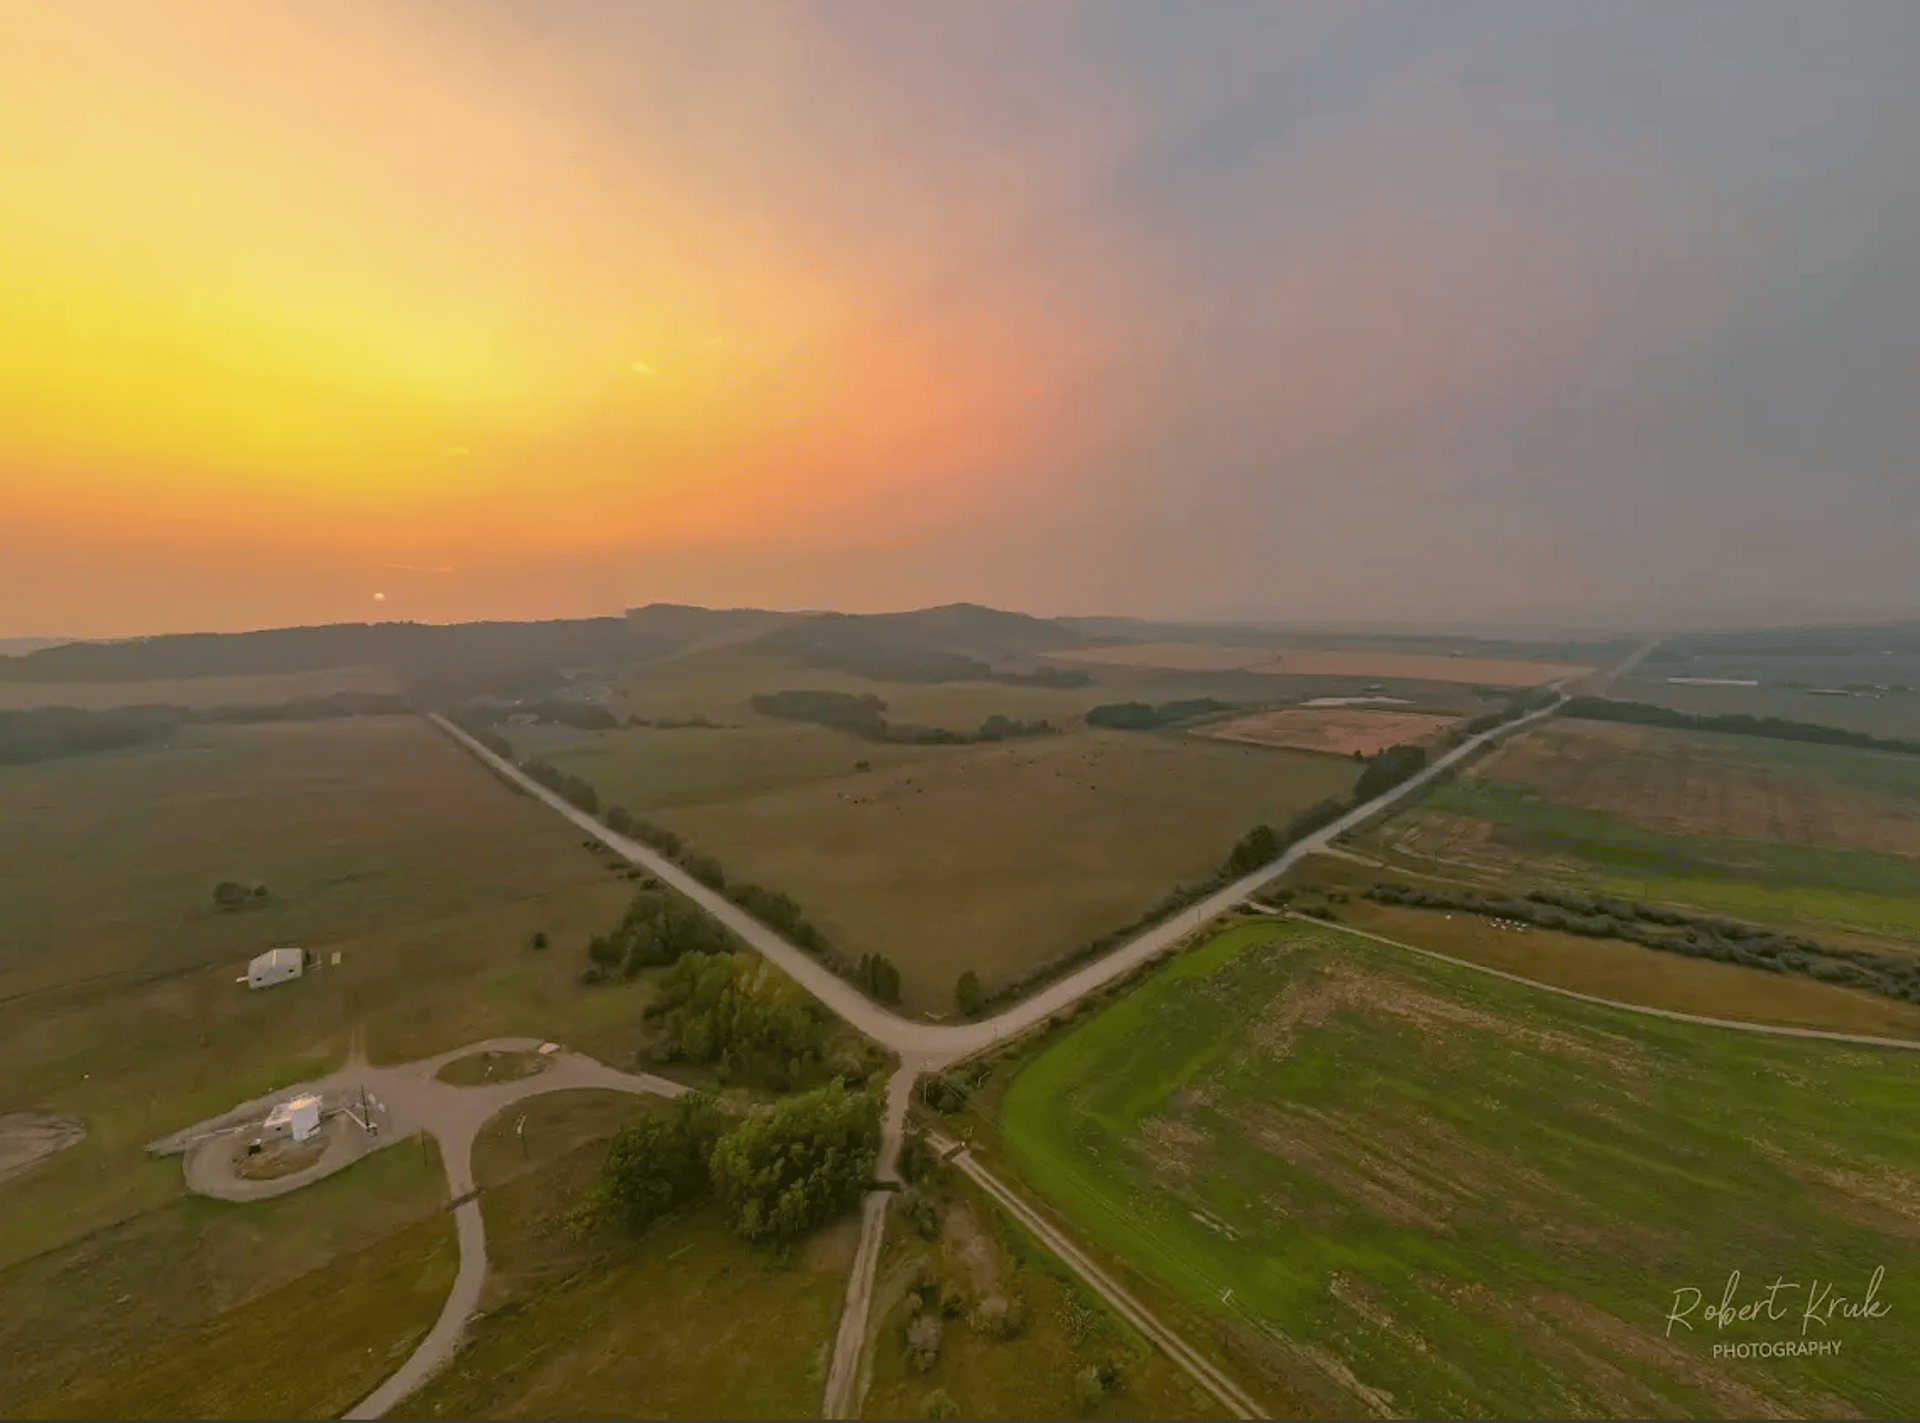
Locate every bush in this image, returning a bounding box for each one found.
[905,1313,944,1372]
[919,1388,960,1420]
[971,1292,1025,1341]
[529,930,548,951]
[955,970,983,1018]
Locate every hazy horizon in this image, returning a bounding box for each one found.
[5,1,1917,640]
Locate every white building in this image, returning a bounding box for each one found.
[263,1094,323,1143]
[246,946,304,989]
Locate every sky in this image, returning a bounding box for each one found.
[3,0,1916,638]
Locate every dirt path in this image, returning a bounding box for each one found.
[821,1061,922,1419]
[927,1131,1267,1420]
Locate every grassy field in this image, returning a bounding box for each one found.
[996,919,1920,1419]
[0,714,652,1273]
[665,730,1356,1015]
[0,665,398,710]
[859,1175,1232,1420]
[513,647,1367,1014]
[404,1088,850,1419]
[1357,725,1920,947]
[1277,855,1920,1040]
[1611,673,1920,740]
[0,1138,454,1419]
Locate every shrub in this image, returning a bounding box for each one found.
[905,1313,943,1373]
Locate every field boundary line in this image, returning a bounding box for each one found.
[1289,913,1920,1051]
[927,1133,1269,1420]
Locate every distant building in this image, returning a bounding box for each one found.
[263,1094,323,1143]
[247,946,304,989]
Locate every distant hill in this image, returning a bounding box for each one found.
[0,637,77,657]
[745,602,1097,683]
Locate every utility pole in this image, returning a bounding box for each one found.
[517,1113,528,1160]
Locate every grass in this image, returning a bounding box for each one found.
[995,919,1920,1419]
[403,1088,850,1419]
[0,665,398,710]
[859,1175,1232,1420]
[1276,857,1920,1040]
[0,1138,452,1419]
[1370,775,1920,942]
[517,700,1357,1016]
[0,714,649,1276]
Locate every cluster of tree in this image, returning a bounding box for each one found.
[1460,688,1560,737]
[508,699,623,731]
[0,693,411,766]
[520,758,600,815]
[749,689,1054,745]
[595,1080,881,1243]
[211,879,270,909]
[644,950,836,1088]
[1559,697,1920,755]
[583,886,737,983]
[971,798,1349,1013]
[445,712,514,759]
[1082,698,1236,731]
[1352,743,1429,801]
[855,952,903,1003]
[1365,882,1920,1003]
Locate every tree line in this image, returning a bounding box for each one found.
[1458,687,1560,737]
[1365,881,1920,1004]
[1559,697,1920,755]
[592,1080,881,1245]
[1082,698,1237,731]
[0,693,410,766]
[749,689,1055,745]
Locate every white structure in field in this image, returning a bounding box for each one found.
[247,946,304,989]
[264,1094,323,1143]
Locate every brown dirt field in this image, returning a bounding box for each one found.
[1473,719,1920,857]
[1207,707,1462,756]
[1049,642,1283,671]
[1248,649,1593,686]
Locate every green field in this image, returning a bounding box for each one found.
[998,920,1920,1419]
[404,1089,850,1419]
[1373,775,1920,942]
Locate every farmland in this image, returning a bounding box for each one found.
[1052,643,1593,687]
[403,1089,849,1419]
[530,718,1357,1015]
[996,918,1920,1419]
[0,713,651,1275]
[1354,719,1920,946]
[0,665,399,711]
[1204,708,1462,757]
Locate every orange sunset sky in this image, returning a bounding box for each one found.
[3,1,1916,637]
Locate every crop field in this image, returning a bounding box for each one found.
[0,665,398,711]
[860,1177,1231,1420]
[405,1089,849,1419]
[998,919,1920,1420]
[1610,674,1920,740]
[0,714,646,1273]
[1053,643,1592,687]
[1277,856,1920,1040]
[1474,720,1920,855]
[1204,708,1462,757]
[1357,725,1920,945]
[659,731,1358,1015]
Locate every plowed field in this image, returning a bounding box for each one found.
[1206,707,1461,756]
